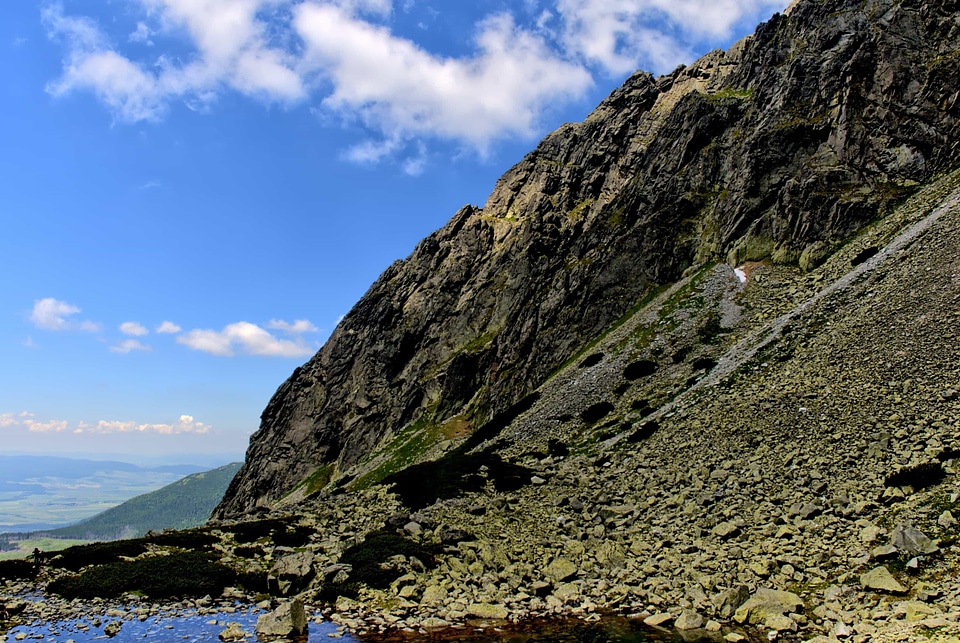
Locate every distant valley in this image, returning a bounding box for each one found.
[0,459,241,560]
[0,455,207,533]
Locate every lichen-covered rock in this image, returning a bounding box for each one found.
[861,567,907,594]
[733,588,803,625]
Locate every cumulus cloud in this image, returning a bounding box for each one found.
[1,411,210,435]
[110,338,152,353]
[296,5,592,152]
[177,321,315,357]
[156,321,182,333]
[29,297,100,332]
[120,321,149,336]
[41,0,787,157]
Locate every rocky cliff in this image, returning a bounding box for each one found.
[215,0,960,518]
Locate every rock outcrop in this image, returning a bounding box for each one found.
[214,0,960,517]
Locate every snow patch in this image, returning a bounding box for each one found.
[734,266,748,283]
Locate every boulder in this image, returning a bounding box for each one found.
[544,557,578,583]
[269,551,315,595]
[218,622,249,642]
[890,523,938,556]
[675,609,704,630]
[256,599,308,641]
[860,566,906,594]
[712,585,749,619]
[643,612,674,627]
[733,588,803,625]
[103,622,122,638]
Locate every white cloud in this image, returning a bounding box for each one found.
[178,321,314,357]
[13,37,28,47]
[556,0,785,74]
[296,6,592,153]
[1,412,210,435]
[89,414,210,435]
[267,319,319,334]
[156,320,182,333]
[43,0,304,124]
[21,336,38,349]
[41,0,788,158]
[120,321,149,336]
[110,338,152,353]
[29,297,100,332]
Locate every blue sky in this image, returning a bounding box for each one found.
[1,0,785,464]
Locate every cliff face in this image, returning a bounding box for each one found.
[215,0,960,518]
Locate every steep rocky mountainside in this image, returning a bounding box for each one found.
[215,0,960,517]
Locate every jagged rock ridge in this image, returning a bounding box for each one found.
[215,0,960,517]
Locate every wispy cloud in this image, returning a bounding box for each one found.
[156,320,181,334]
[29,297,100,332]
[177,321,316,357]
[110,338,152,354]
[21,336,38,349]
[1,411,210,435]
[138,179,161,189]
[12,37,28,47]
[267,319,319,334]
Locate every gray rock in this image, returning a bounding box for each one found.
[403,521,423,536]
[675,609,704,630]
[256,599,308,641]
[545,557,578,583]
[733,588,803,625]
[938,510,957,528]
[860,566,906,594]
[269,551,315,595]
[871,544,899,560]
[889,522,938,556]
[643,613,674,627]
[712,585,750,619]
[218,623,249,642]
[103,622,121,638]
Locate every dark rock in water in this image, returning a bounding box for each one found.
[214,0,960,517]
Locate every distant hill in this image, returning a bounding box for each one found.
[48,463,241,541]
[0,455,202,481]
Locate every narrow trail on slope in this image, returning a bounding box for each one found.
[607,183,960,447]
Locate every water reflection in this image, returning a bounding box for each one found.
[6,610,703,643]
[4,606,358,643]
